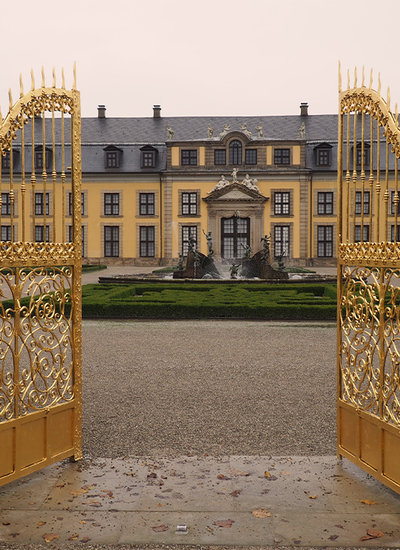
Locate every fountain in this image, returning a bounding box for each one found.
[173,232,288,280]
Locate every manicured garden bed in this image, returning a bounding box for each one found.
[81,282,337,320]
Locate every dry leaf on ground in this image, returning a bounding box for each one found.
[70,488,88,496]
[37,521,46,526]
[360,528,384,541]
[217,474,230,480]
[214,519,235,528]
[68,534,79,541]
[309,495,318,499]
[152,524,169,532]
[264,471,271,478]
[252,508,272,518]
[360,499,378,505]
[229,490,241,497]
[42,533,59,542]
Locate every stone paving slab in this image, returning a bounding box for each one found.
[1,455,400,547]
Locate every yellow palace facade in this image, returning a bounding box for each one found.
[2,102,397,267]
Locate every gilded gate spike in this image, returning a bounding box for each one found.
[19,74,23,98]
[387,87,391,111]
[62,68,65,90]
[338,60,342,92]
[354,67,357,88]
[395,103,398,124]
[8,89,12,110]
[41,66,45,87]
[31,69,35,91]
[362,65,365,87]
[73,61,77,89]
[378,73,381,95]
[347,69,350,90]
[369,68,373,89]
[52,67,56,88]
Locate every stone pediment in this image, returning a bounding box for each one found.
[204,181,267,203]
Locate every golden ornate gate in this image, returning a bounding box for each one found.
[0,67,82,487]
[337,67,400,493]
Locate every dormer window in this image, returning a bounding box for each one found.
[35,146,51,171]
[314,143,332,167]
[229,140,242,165]
[140,145,157,168]
[104,145,122,169]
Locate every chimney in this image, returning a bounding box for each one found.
[153,104,161,118]
[300,102,308,116]
[98,105,106,118]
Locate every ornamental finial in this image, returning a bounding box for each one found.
[378,73,381,95]
[62,68,65,90]
[30,69,35,91]
[362,65,365,87]
[354,66,357,88]
[41,66,45,87]
[338,60,342,92]
[369,68,373,89]
[52,67,56,88]
[19,74,24,98]
[8,88,12,110]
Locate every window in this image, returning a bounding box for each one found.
[35,148,51,171]
[1,193,11,216]
[139,193,155,216]
[354,225,370,243]
[68,192,85,216]
[391,191,400,215]
[315,145,332,167]
[317,226,333,257]
[391,225,400,242]
[142,151,155,167]
[35,225,50,242]
[317,192,333,215]
[274,148,290,165]
[245,149,257,165]
[181,150,197,166]
[104,193,120,216]
[104,146,122,169]
[68,225,86,256]
[35,193,49,216]
[229,140,242,165]
[181,192,198,215]
[1,152,10,170]
[140,226,155,257]
[356,144,370,167]
[182,226,197,255]
[104,226,119,257]
[214,149,226,165]
[274,192,290,215]
[355,191,370,215]
[274,225,290,257]
[1,225,11,241]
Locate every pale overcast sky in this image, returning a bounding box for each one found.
[1,0,399,119]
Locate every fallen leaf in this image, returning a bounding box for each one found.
[152,524,169,532]
[68,534,79,541]
[252,508,272,518]
[309,495,318,499]
[328,534,339,541]
[229,489,241,497]
[126,472,136,477]
[264,471,271,478]
[360,528,385,541]
[70,488,88,496]
[147,472,157,479]
[214,519,235,528]
[80,536,91,543]
[55,483,66,488]
[87,499,102,507]
[367,528,384,538]
[37,521,46,526]
[360,499,378,505]
[79,520,87,524]
[42,533,59,543]
[217,474,230,480]
[2,522,10,526]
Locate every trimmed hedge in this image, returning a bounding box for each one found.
[81,282,337,320]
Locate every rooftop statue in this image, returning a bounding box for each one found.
[208,125,214,139]
[167,125,174,140]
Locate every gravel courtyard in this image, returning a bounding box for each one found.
[81,320,337,458]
